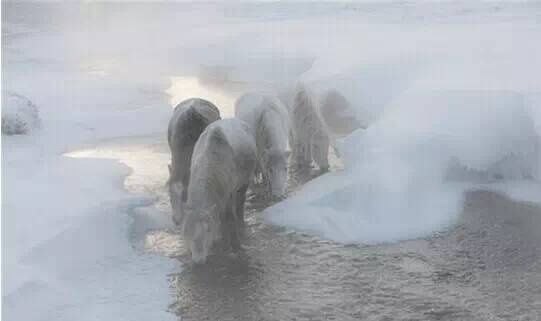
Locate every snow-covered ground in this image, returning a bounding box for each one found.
[265,90,541,243]
[2,1,541,320]
[2,3,179,320]
[264,4,541,242]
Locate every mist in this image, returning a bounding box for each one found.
[3,1,541,320]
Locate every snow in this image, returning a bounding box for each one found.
[2,1,541,319]
[2,3,177,320]
[2,136,177,320]
[265,90,540,244]
[263,2,541,244]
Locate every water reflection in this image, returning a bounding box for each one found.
[65,135,175,247]
[166,72,276,117]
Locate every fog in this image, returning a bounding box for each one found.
[3,1,541,320]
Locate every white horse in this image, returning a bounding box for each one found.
[182,118,257,264]
[235,93,290,197]
[318,89,364,156]
[167,98,220,226]
[290,84,330,171]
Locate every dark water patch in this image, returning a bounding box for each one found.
[83,134,541,321]
[168,187,541,321]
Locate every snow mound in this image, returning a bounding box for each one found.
[264,90,541,244]
[2,91,40,135]
[353,90,540,181]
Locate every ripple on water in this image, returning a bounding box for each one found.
[89,134,541,321]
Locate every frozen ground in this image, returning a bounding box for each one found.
[2,2,177,320]
[2,1,541,321]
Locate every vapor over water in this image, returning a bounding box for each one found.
[3,2,541,321]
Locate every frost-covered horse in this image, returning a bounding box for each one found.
[235,93,290,198]
[167,98,220,226]
[318,89,364,156]
[182,118,256,264]
[290,84,330,171]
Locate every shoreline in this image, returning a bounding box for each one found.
[2,133,177,321]
[6,129,539,320]
[86,134,541,320]
[171,187,541,320]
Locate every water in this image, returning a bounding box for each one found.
[5,2,541,319]
[81,133,541,321]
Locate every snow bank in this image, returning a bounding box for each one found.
[263,1,541,244]
[265,90,540,244]
[2,123,176,321]
[2,91,40,135]
[368,90,540,180]
[2,3,177,320]
[2,157,175,321]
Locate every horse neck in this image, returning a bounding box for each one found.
[258,109,287,150]
[187,150,234,211]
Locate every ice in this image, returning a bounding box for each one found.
[2,3,178,320]
[265,90,540,244]
[263,2,541,244]
[2,147,177,320]
[3,1,541,319]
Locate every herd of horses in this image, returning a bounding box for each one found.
[167,84,361,263]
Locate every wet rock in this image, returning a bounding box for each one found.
[1,91,40,135]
